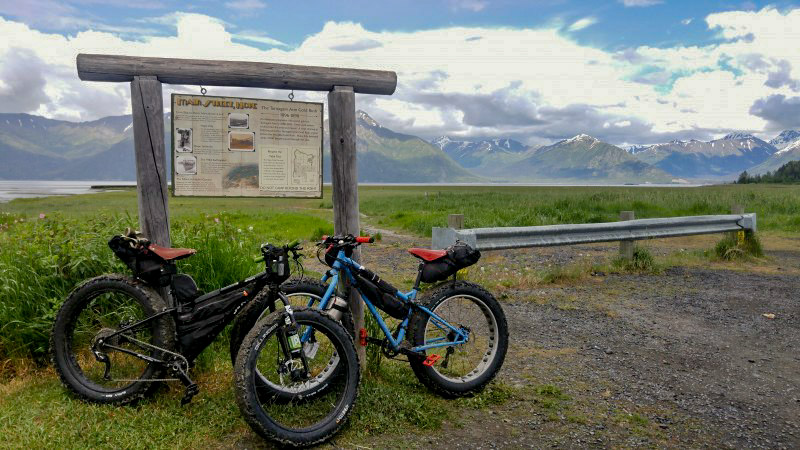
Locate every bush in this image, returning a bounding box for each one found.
[613,246,659,273]
[715,232,763,260]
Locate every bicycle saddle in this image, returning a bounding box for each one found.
[407,248,446,261]
[148,244,197,261]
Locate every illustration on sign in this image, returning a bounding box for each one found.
[171,94,323,198]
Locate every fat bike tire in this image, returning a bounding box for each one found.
[234,308,359,447]
[409,281,508,398]
[229,279,353,403]
[50,274,175,405]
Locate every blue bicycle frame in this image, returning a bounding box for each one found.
[301,249,469,353]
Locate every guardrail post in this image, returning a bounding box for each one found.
[731,204,744,243]
[619,211,635,260]
[448,214,464,230]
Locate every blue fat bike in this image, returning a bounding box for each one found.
[235,234,509,405]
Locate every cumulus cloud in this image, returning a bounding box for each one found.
[764,60,800,91]
[1,6,799,145]
[0,48,49,113]
[750,95,800,130]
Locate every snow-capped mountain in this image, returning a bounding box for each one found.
[431,135,531,171]
[626,144,651,155]
[633,133,776,178]
[749,139,800,175]
[493,134,671,182]
[768,130,800,150]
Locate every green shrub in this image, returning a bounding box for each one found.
[714,232,763,260]
[613,246,660,273]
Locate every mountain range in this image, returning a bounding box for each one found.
[1,111,798,183]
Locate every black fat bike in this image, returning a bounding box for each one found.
[50,230,359,446]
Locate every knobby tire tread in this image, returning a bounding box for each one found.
[50,274,176,405]
[408,281,508,398]
[233,308,360,447]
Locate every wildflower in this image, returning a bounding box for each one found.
[39,213,46,219]
[214,217,220,223]
[237,228,243,233]
[248,226,254,231]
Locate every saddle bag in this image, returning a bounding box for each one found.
[108,235,171,285]
[355,268,409,320]
[420,241,481,284]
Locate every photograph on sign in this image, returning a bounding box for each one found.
[176,128,192,153]
[171,94,323,198]
[176,155,197,175]
[228,113,249,129]
[229,131,255,152]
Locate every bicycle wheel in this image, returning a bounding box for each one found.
[229,278,353,366]
[50,274,175,405]
[234,308,359,447]
[409,281,508,397]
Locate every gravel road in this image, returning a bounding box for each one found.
[349,229,800,449]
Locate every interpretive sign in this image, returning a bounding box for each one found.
[171,94,323,198]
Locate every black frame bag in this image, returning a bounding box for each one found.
[420,241,481,284]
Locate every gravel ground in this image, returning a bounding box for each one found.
[347,228,800,449]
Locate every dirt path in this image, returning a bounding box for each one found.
[343,229,800,449]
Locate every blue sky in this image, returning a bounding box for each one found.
[1,0,799,145]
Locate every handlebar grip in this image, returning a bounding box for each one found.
[253,255,264,263]
[286,239,300,249]
[356,236,374,244]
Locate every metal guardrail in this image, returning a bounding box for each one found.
[431,214,757,251]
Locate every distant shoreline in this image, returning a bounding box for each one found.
[0,179,712,203]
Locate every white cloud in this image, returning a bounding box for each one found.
[681,18,693,25]
[224,0,267,10]
[619,0,662,6]
[567,17,597,32]
[0,6,799,143]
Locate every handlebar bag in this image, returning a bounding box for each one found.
[420,241,481,284]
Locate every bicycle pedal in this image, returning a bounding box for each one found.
[422,354,442,367]
[180,383,199,406]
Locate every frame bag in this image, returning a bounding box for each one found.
[420,241,481,284]
[355,268,409,319]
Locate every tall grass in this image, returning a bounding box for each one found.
[0,211,331,362]
[359,185,800,235]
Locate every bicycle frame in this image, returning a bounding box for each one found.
[302,249,469,353]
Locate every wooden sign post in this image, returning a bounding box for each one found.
[78,54,397,363]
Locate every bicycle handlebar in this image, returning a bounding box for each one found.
[320,234,374,245]
[253,240,302,263]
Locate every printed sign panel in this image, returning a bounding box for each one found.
[171,94,323,198]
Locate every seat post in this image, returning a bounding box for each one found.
[413,263,424,291]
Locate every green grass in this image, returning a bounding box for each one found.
[0,183,796,446]
[0,344,512,448]
[0,209,330,362]
[357,184,800,235]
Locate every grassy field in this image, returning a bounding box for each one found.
[2,184,798,362]
[1,184,798,447]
